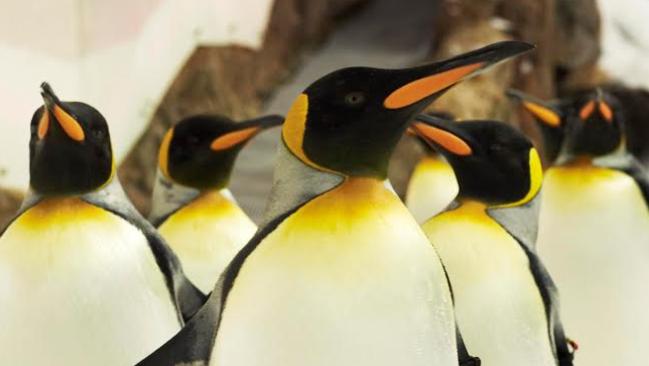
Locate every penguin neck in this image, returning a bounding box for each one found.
[260,142,345,228]
[149,172,239,225]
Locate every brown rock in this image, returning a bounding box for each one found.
[118,0,368,215]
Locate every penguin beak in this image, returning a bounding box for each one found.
[210,114,285,152]
[40,82,85,142]
[383,41,534,110]
[410,114,473,156]
[506,89,562,128]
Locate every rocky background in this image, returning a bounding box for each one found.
[0,0,609,226]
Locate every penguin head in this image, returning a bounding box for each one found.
[561,89,624,159]
[507,89,565,164]
[158,114,284,190]
[411,114,542,207]
[282,41,533,179]
[29,82,113,196]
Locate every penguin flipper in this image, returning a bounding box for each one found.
[139,204,304,365]
[519,242,574,366]
[136,293,221,366]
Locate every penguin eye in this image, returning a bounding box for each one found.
[344,92,366,106]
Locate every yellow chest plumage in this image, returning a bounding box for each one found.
[0,197,180,366]
[406,156,458,223]
[538,166,649,366]
[158,190,257,293]
[212,178,457,366]
[423,201,555,366]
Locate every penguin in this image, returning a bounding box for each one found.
[411,114,574,366]
[405,112,459,222]
[0,83,205,366]
[516,89,649,365]
[150,114,284,293]
[138,40,534,366]
[506,89,566,165]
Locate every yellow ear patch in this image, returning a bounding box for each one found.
[522,102,561,127]
[282,94,335,173]
[497,148,543,208]
[384,63,484,109]
[579,100,596,121]
[158,129,174,179]
[599,101,613,122]
[37,111,50,139]
[53,105,85,141]
[412,123,472,156]
[210,127,260,151]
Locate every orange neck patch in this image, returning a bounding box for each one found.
[37,111,50,140]
[599,101,613,123]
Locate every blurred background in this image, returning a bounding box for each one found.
[0,0,648,225]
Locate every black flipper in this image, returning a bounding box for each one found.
[137,204,303,365]
[438,244,482,365]
[519,241,574,366]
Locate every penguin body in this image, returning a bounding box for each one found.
[213,176,455,366]
[412,116,573,366]
[538,162,649,366]
[423,201,555,365]
[150,114,283,293]
[514,89,649,364]
[406,154,458,222]
[0,84,204,365]
[139,40,533,366]
[0,196,179,365]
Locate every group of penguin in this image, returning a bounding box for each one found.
[0,39,647,366]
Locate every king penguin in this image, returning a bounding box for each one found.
[515,89,649,365]
[138,40,534,366]
[0,83,205,366]
[405,111,459,223]
[412,114,574,366]
[150,114,284,293]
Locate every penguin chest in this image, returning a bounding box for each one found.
[212,178,457,366]
[158,190,257,293]
[406,156,458,223]
[0,198,180,366]
[423,202,555,366]
[538,166,649,366]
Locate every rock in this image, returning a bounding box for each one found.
[118,0,368,215]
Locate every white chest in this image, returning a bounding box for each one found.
[423,204,555,366]
[159,191,257,293]
[211,179,457,366]
[538,167,649,366]
[406,157,458,223]
[0,198,180,366]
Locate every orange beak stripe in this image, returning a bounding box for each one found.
[53,105,85,141]
[210,127,260,151]
[412,122,472,156]
[599,101,613,123]
[522,101,561,127]
[579,100,596,121]
[384,63,484,109]
[37,111,50,140]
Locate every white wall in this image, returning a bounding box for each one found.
[0,0,275,190]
